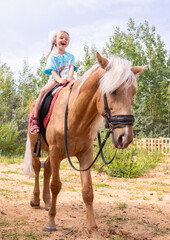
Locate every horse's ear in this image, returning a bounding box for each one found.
[131,65,148,75]
[96,52,109,69]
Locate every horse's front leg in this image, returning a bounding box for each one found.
[43,156,51,211]
[77,147,104,240]
[44,145,61,232]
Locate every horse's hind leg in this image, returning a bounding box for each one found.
[43,156,51,211]
[30,153,41,208]
[77,147,103,239]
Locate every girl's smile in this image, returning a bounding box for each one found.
[55,32,69,53]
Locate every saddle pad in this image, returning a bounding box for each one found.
[37,82,68,145]
[43,85,63,128]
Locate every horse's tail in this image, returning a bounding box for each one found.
[23,133,34,177]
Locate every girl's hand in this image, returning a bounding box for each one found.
[67,78,72,82]
[61,78,68,84]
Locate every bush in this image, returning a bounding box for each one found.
[0,121,19,155]
[93,130,163,178]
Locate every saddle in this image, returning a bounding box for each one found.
[38,83,63,145]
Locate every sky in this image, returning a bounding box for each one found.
[0,0,169,77]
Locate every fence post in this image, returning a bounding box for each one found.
[159,137,163,154]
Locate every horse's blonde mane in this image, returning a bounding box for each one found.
[101,56,137,93]
[76,64,99,97]
[76,56,137,96]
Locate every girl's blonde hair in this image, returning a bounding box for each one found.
[45,30,70,61]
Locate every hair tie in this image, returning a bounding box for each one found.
[48,30,57,44]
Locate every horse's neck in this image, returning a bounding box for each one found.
[69,68,103,137]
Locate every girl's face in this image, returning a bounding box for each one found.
[55,32,69,51]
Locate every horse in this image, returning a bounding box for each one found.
[24,52,147,239]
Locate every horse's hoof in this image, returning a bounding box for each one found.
[45,206,50,211]
[43,226,57,232]
[30,200,40,208]
[44,202,51,211]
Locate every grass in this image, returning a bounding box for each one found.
[0,188,22,200]
[151,181,170,187]
[148,223,168,235]
[1,170,19,174]
[93,183,110,188]
[117,203,127,210]
[21,181,35,186]
[93,130,164,178]
[0,218,10,227]
[0,177,14,181]
[0,155,22,164]
[156,207,163,213]
[0,188,13,195]
[149,187,169,194]
[14,219,28,226]
[111,238,125,240]
[0,229,47,240]
[0,215,47,239]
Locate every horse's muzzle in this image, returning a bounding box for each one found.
[112,125,134,149]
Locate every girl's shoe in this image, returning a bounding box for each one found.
[30,115,40,134]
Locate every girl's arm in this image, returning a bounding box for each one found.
[51,70,61,83]
[68,65,74,82]
[51,70,67,84]
[51,65,74,84]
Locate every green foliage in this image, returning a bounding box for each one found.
[17,58,37,106]
[35,55,49,96]
[0,62,16,122]
[0,155,22,164]
[0,120,18,155]
[102,19,169,137]
[93,127,163,178]
[76,44,97,76]
[0,228,46,240]
[0,18,169,156]
[118,203,127,210]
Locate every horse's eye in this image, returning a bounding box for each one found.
[112,91,116,95]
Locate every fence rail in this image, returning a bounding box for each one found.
[133,138,170,155]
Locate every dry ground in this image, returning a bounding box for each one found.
[0,156,170,240]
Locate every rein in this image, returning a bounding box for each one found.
[64,84,135,172]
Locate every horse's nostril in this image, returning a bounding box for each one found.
[118,134,124,147]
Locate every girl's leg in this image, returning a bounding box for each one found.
[30,80,57,134]
[34,81,57,117]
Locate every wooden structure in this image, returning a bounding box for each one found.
[133,138,170,155]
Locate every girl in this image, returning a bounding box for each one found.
[30,30,77,134]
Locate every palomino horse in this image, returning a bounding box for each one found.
[24,52,147,239]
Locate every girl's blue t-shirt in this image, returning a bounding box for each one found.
[44,52,77,80]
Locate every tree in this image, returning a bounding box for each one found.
[0,62,20,154]
[102,19,169,137]
[13,59,37,150]
[76,44,97,76]
[0,120,18,155]
[17,58,37,108]
[35,55,49,96]
[0,62,16,122]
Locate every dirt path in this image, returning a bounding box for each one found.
[0,156,170,240]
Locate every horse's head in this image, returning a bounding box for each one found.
[96,52,148,149]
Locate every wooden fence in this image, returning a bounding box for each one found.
[133,138,170,155]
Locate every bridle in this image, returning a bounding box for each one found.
[103,93,135,130]
[64,84,135,171]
